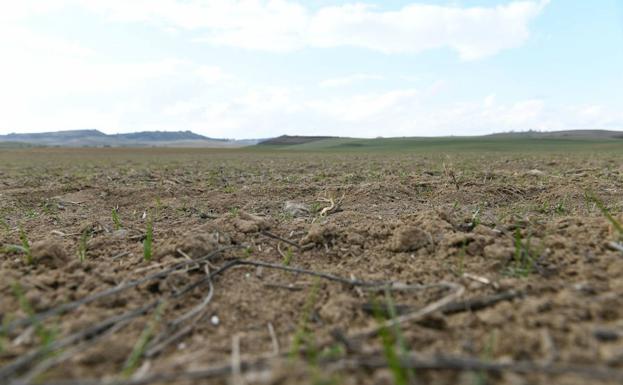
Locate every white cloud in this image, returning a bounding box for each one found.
[308,1,548,59]
[309,89,419,122]
[1,0,618,140]
[195,65,234,85]
[319,74,384,88]
[63,0,549,59]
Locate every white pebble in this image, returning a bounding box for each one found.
[210,315,220,326]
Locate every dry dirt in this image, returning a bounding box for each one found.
[1,147,623,385]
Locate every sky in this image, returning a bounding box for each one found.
[0,0,622,139]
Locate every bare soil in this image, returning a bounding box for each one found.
[1,148,623,385]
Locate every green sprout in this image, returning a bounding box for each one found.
[122,301,167,377]
[472,331,498,385]
[3,227,33,264]
[372,290,414,385]
[12,282,57,352]
[0,314,10,354]
[290,279,321,361]
[587,192,623,239]
[0,218,9,234]
[143,215,153,262]
[111,208,122,230]
[282,247,294,266]
[506,228,538,277]
[78,230,89,262]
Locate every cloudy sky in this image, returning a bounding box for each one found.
[1,0,622,139]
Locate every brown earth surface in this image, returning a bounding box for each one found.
[1,147,623,385]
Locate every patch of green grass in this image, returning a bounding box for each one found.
[289,279,341,385]
[223,185,236,194]
[290,279,321,361]
[309,202,322,215]
[257,136,623,154]
[25,208,38,219]
[229,207,239,217]
[471,206,482,228]
[282,247,294,266]
[154,196,163,219]
[587,192,623,240]
[472,331,498,385]
[122,301,167,377]
[111,208,122,230]
[18,227,33,265]
[0,218,9,234]
[77,230,89,262]
[505,228,539,277]
[242,246,253,259]
[12,282,58,351]
[0,314,11,354]
[143,215,153,262]
[40,200,59,218]
[372,290,415,385]
[452,240,467,277]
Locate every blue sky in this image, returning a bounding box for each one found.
[0,0,622,138]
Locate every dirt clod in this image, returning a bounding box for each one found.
[31,239,68,268]
[387,225,431,252]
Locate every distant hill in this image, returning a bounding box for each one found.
[0,130,259,147]
[252,129,623,152]
[486,129,623,139]
[259,135,338,145]
[257,130,623,149]
[112,130,217,142]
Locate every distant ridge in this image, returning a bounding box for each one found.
[258,130,623,147]
[259,135,338,145]
[0,130,258,147]
[486,129,623,139]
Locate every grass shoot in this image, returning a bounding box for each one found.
[122,301,167,377]
[112,207,122,230]
[78,229,89,262]
[143,214,153,262]
[587,191,623,240]
[12,282,57,351]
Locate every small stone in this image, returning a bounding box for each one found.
[594,328,620,342]
[112,229,129,238]
[210,315,220,326]
[283,201,310,217]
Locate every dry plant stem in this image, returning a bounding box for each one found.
[5,257,455,381]
[234,259,384,287]
[440,290,521,314]
[30,351,623,385]
[10,255,622,385]
[145,265,215,357]
[350,282,464,341]
[267,323,279,356]
[260,231,301,249]
[361,290,522,317]
[4,247,235,334]
[331,352,623,382]
[2,253,234,379]
[606,241,623,253]
[231,334,243,385]
[13,316,135,385]
[0,301,161,379]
